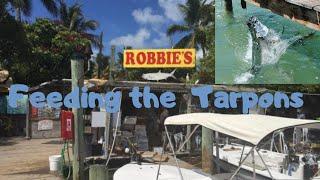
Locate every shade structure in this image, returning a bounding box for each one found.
[164,113,320,146]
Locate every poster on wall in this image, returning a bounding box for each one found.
[91,112,107,127]
[37,104,60,120]
[6,95,27,114]
[38,120,53,131]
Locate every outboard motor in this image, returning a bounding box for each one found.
[302,151,318,179]
[285,147,300,176]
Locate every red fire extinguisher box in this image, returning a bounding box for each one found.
[60,110,74,140]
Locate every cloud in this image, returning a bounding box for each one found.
[110,28,151,48]
[132,7,165,25]
[111,0,192,48]
[152,32,171,47]
[158,0,185,22]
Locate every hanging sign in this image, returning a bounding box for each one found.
[38,120,53,131]
[123,49,196,68]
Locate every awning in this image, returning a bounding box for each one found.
[164,113,320,146]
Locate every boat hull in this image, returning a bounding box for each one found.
[214,158,271,180]
[113,163,212,180]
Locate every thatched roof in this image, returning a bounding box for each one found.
[0,69,11,93]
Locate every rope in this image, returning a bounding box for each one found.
[60,141,66,166]
[60,141,71,179]
[66,141,71,179]
[279,131,288,154]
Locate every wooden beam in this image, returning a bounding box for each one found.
[246,0,320,31]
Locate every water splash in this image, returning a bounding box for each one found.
[234,72,254,84]
[260,30,300,65]
[235,27,301,83]
[244,33,252,63]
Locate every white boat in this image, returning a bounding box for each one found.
[164,113,320,180]
[114,163,211,180]
[114,113,320,180]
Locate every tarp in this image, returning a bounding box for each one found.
[164,113,320,146]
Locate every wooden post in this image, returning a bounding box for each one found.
[104,45,115,157]
[104,113,110,157]
[89,165,108,180]
[224,0,233,12]
[109,45,115,82]
[202,126,214,174]
[71,56,85,180]
[97,54,101,79]
[25,101,30,139]
[186,92,192,152]
[215,131,220,173]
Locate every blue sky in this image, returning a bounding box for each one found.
[26,0,188,56]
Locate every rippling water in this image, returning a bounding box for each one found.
[215,0,320,84]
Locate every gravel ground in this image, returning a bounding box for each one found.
[0,137,64,180]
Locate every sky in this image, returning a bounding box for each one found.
[26,0,190,56]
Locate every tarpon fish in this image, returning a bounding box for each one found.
[247,16,281,74]
[247,16,266,74]
[142,69,176,81]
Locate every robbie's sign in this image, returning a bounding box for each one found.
[123,49,196,68]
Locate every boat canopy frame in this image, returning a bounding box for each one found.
[164,113,320,146]
[163,113,320,180]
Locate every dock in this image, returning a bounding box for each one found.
[245,0,320,30]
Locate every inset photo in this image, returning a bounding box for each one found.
[215,0,320,84]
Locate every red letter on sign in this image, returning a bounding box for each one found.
[172,52,181,64]
[184,51,193,64]
[137,52,146,64]
[147,52,156,64]
[125,52,135,65]
[157,52,166,64]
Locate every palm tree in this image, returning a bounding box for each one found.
[7,0,58,22]
[58,1,99,48]
[58,2,99,33]
[167,0,214,57]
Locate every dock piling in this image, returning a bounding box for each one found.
[202,127,214,174]
[89,165,109,180]
[71,56,85,180]
[224,0,233,12]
